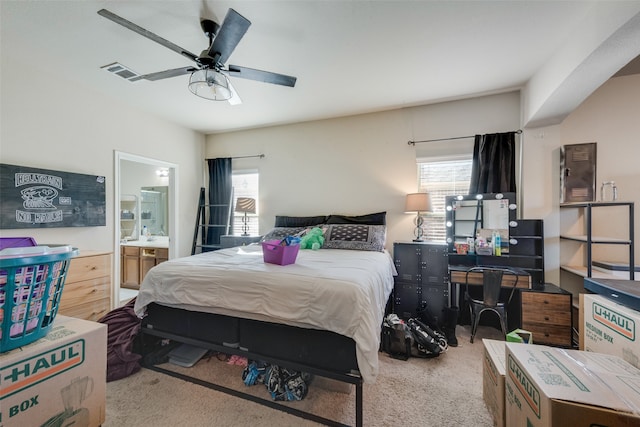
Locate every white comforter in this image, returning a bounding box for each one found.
[134,245,396,383]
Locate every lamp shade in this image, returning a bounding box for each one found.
[188,69,232,101]
[405,193,431,213]
[235,197,256,214]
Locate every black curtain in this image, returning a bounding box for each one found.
[206,158,232,248]
[468,132,516,194]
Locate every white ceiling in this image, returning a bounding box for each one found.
[2,1,639,134]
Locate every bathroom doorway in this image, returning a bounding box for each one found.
[114,151,178,307]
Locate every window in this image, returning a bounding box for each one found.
[417,157,472,241]
[232,171,259,236]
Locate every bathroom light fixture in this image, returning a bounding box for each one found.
[188,69,232,101]
[405,192,432,242]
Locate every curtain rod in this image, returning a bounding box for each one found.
[407,129,522,145]
[206,154,265,160]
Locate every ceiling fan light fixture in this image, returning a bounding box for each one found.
[188,69,232,101]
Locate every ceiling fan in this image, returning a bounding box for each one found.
[97,8,297,104]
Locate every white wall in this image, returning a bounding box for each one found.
[1,53,205,258]
[121,161,168,197]
[206,91,520,249]
[523,4,640,127]
[522,73,640,285]
[207,76,639,287]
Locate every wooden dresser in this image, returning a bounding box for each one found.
[521,283,573,347]
[59,250,112,321]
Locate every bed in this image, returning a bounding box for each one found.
[133,214,395,426]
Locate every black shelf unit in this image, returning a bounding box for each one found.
[508,219,545,286]
[559,201,635,280]
[447,219,545,287]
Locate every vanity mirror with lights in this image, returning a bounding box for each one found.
[445,192,516,255]
[445,192,545,287]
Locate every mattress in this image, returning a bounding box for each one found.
[134,245,396,383]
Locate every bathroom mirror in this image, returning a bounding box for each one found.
[141,186,169,236]
[445,192,516,255]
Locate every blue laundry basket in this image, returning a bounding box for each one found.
[0,245,78,353]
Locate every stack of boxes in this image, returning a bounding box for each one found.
[483,338,640,426]
[483,280,640,426]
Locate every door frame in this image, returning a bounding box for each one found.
[114,151,178,307]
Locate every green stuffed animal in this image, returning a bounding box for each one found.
[300,227,325,250]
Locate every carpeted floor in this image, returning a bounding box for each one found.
[104,325,503,426]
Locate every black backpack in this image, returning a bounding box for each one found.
[381,314,447,360]
[407,318,448,357]
[381,314,413,360]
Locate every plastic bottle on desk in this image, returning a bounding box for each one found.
[475,233,484,252]
[467,237,475,255]
[493,231,501,256]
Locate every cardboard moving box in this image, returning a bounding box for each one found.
[482,339,506,427]
[580,292,640,369]
[0,315,107,427]
[505,342,640,427]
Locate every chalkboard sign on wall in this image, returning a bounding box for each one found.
[0,163,106,229]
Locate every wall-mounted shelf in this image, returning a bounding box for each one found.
[120,194,138,240]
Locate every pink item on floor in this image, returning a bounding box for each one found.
[227,354,248,366]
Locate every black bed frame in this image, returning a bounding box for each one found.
[140,303,364,427]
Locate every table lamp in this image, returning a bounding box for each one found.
[235,197,256,236]
[405,192,431,242]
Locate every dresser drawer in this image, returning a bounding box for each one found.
[521,322,572,347]
[59,277,111,309]
[521,292,571,315]
[521,309,571,326]
[66,253,111,283]
[122,246,140,256]
[59,299,111,322]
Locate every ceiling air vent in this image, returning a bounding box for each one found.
[101,62,140,81]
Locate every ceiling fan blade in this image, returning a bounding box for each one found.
[227,79,243,105]
[98,9,199,63]
[130,66,197,82]
[207,9,251,65]
[227,65,297,87]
